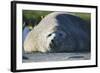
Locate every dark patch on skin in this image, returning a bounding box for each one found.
[48,13,90,53]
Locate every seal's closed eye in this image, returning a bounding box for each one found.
[59,33,63,36]
[47,33,52,37]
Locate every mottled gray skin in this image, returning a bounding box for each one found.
[44,12,90,53]
[24,12,90,53]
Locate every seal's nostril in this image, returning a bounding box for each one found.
[50,39,55,50]
[51,39,54,44]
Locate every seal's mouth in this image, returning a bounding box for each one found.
[48,36,65,53]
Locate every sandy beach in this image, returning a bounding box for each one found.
[23,52,90,63]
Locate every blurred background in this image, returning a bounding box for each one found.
[22,10,91,29]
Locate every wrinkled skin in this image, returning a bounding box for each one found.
[24,12,90,53]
